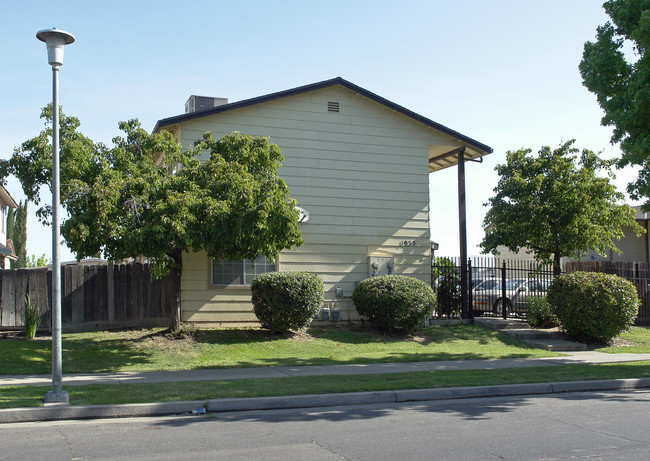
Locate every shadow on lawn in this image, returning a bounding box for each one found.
[181,324,545,370]
[190,324,510,347]
[189,326,403,346]
[61,337,155,373]
[0,336,156,375]
[218,350,542,369]
[0,324,543,375]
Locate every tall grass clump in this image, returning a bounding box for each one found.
[23,295,45,339]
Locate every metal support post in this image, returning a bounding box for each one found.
[501,261,507,320]
[457,147,470,319]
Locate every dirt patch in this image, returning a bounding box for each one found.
[126,330,199,354]
[408,334,430,343]
[609,336,635,348]
[285,330,316,342]
[0,324,427,345]
[0,331,51,342]
[354,327,431,343]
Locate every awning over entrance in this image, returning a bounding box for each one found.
[429,145,490,172]
[429,142,492,319]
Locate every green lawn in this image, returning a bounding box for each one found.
[0,324,561,375]
[596,326,650,353]
[2,324,650,410]
[2,361,650,409]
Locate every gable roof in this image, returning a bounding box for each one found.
[154,77,493,171]
[0,185,18,209]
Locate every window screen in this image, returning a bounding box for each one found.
[211,255,276,286]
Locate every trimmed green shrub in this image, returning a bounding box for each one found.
[352,275,435,333]
[526,296,559,328]
[547,271,639,343]
[251,271,324,333]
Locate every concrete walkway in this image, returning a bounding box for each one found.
[2,351,650,424]
[2,351,650,388]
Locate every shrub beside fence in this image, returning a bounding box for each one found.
[433,257,650,325]
[433,256,555,319]
[565,261,650,326]
[0,262,179,332]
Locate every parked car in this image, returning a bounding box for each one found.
[471,268,498,289]
[472,279,549,316]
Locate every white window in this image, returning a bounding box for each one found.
[211,255,276,286]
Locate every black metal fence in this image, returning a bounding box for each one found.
[433,257,650,325]
[433,257,554,319]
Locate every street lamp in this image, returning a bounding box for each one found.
[36,27,75,404]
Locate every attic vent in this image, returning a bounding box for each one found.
[327,101,340,113]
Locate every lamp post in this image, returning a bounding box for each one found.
[36,28,75,404]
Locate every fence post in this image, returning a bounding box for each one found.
[107,261,115,323]
[501,261,507,319]
[467,259,473,319]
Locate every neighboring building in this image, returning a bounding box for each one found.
[154,77,492,326]
[494,245,538,263]
[495,205,650,265]
[0,186,18,269]
[575,205,650,264]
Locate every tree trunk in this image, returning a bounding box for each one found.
[169,248,183,332]
[553,254,562,277]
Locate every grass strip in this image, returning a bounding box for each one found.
[596,326,650,353]
[2,361,649,409]
[0,325,560,375]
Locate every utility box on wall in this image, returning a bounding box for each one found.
[368,256,395,277]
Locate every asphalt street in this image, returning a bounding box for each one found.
[2,389,649,460]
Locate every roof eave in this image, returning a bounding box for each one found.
[0,186,18,209]
[153,77,493,156]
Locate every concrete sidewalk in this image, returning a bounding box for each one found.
[2,351,650,388]
[1,351,650,424]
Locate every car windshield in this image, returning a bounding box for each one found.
[474,279,499,290]
[507,279,526,289]
[526,280,550,292]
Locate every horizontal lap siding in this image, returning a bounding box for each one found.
[181,251,255,326]
[179,86,435,326]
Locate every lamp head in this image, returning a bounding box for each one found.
[36,28,75,67]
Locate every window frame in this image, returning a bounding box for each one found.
[210,255,277,287]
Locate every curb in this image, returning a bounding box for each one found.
[2,378,650,424]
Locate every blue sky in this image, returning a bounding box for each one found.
[0,0,637,261]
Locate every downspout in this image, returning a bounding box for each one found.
[645,221,650,266]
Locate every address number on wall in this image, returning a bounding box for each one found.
[399,240,417,247]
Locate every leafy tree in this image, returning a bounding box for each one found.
[6,206,14,246]
[6,200,27,268]
[580,0,650,204]
[481,140,643,275]
[26,254,50,268]
[433,256,460,318]
[13,201,28,268]
[1,106,303,330]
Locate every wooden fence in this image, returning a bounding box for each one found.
[564,261,650,326]
[0,263,180,332]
